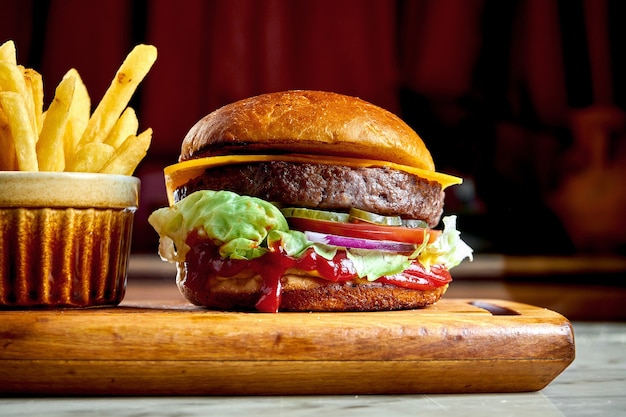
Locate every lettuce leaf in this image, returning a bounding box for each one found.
[148,190,472,281]
[414,215,474,270]
[346,249,411,281]
[148,190,302,261]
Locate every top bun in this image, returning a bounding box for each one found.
[180,90,435,171]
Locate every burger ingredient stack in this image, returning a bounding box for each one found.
[149,90,472,312]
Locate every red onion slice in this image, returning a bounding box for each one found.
[304,231,417,253]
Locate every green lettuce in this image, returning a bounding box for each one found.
[415,215,474,271]
[148,190,309,261]
[148,190,472,280]
[346,250,411,281]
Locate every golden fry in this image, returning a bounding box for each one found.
[0,40,16,64]
[0,61,28,95]
[77,44,157,148]
[66,142,114,172]
[37,75,75,171]
[1,42,156,175]
[22,68,44,135]
[62,69,91,165]
[99,128,152,175]
[0,62,38,136]
[0,92,38,171]
[0,108,18,170]
[103,106,138,148]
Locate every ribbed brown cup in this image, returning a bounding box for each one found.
[0,172,140,308]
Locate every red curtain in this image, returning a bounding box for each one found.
[1,0,399,160]
[41,0,133,103]
[2,0,624,253]
[2,0,606,157]
[140,0,399,159]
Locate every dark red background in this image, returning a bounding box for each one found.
[2,0,625,255]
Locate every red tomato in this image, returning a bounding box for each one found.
[378,263,451,290]
[287,217,440,245]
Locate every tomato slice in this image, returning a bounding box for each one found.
[287,217,440,245]
[378,263,451,290]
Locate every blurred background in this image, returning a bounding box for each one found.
[2,0,626,317]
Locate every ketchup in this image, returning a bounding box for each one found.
[183,231,451,312]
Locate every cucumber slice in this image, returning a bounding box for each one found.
[401,219,429,229]
[348,208,402,226]
[281,207,350,222]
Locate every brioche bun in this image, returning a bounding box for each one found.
[179,90,435,171]
[177,264,448,311]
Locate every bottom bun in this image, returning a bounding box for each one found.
[176,263,448,312]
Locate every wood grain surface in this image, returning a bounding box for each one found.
[0,298,575,395]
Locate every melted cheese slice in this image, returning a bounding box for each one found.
[163,154,463,205]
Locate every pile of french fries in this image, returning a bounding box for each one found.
[0,40,157,175]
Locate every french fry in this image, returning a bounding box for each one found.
[0,61,28,95]
[0,108,18,170]
[62,69,91,164]
[77,44,157,148]
[36,75,75,171]
[22,68,44,135]
[0,62,38,136]
[66,142,114,172]
[0,41,156,175]
[99,128,152,175]
[0,45,19,170]
[103,106,138,148]
[0,40,16,64]
[0,91,38,171]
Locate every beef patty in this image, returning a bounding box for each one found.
[175,161,445,227]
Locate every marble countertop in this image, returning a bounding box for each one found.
[1,321,624,416]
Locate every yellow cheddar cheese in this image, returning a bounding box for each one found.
[163,154,462,205]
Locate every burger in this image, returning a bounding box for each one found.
[148,90,472,312]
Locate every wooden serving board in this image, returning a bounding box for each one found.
[0,299,574,395]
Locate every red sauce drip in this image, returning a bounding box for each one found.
[183,231,451,313]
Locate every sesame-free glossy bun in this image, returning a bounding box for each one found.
[180,90,435,171]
